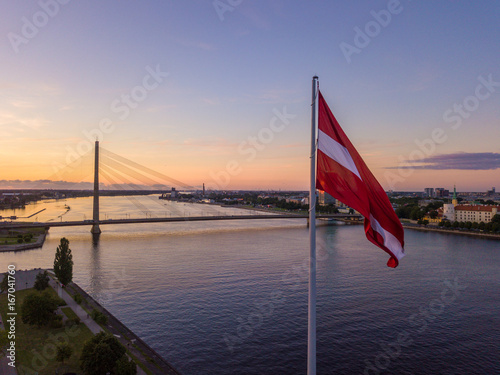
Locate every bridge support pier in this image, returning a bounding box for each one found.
[91,224,101,234]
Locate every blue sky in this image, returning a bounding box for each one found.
[0,1,499,191]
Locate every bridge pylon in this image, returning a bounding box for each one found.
[91,140,101,234]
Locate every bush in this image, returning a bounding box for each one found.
[91,309,108,325]
[56,342,73,364]
[73,293,83,304]
[80,332,135,375]
[54,296,67,307]
[17,238,23,244]
[65,316,81,327]
[50,315,63,328]
[34,270,50,291]
[21,291,58,326]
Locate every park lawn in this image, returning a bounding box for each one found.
[0,287,94,375]
[61,307,78,320]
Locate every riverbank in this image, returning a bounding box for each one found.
[403,224,500,240]
[66,281,181,375]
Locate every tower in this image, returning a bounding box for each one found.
[452,185,458,207]
[91,140,101,234]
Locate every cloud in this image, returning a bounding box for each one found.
[388,152,500,170]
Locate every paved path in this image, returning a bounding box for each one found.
[48,278,103,335]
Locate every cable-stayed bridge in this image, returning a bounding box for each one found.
[0,142,361,232]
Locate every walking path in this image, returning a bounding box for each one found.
[48,278,103,335]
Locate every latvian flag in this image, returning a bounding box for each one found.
[316,91,405,267]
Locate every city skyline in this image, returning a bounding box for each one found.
[1,1,499,191]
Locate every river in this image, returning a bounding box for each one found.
[0,196,499,374]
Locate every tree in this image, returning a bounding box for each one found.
[21,291,58,326]
[56,343,73,364]
[491,214,500,224]
[34,270,50,291]
[429,210,438,219]
[54,238,74,286]
[80,332,130,375]
[115,356,137,375]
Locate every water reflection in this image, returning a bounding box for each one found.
[89,233,102,298]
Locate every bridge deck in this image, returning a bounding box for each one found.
[0,214,362,229]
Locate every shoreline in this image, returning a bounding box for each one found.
[0,228,48,252]
[403,224,500,240]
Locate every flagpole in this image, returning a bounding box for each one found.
[308,75,319,375]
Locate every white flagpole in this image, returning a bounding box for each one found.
[308,76,319,375]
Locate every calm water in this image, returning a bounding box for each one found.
[1,197,499,374]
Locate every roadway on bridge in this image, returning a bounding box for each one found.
[0,213,361,229]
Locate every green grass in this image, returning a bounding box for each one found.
[61,307,78,320]
[0,287,94,375]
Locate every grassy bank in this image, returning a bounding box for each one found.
[0,228,45,246]
[0,287,94,375]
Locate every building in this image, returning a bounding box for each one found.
[454,205,499,223]
[435,188,450,198]
[443,203,455,221]
[318,190,336,206]
[424,188,434,197]
[451,185,458,206]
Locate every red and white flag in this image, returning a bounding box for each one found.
[316,91,405,267]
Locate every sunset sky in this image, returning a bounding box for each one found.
[0,1,499,191]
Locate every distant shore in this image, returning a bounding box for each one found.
[403,224,500,240]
